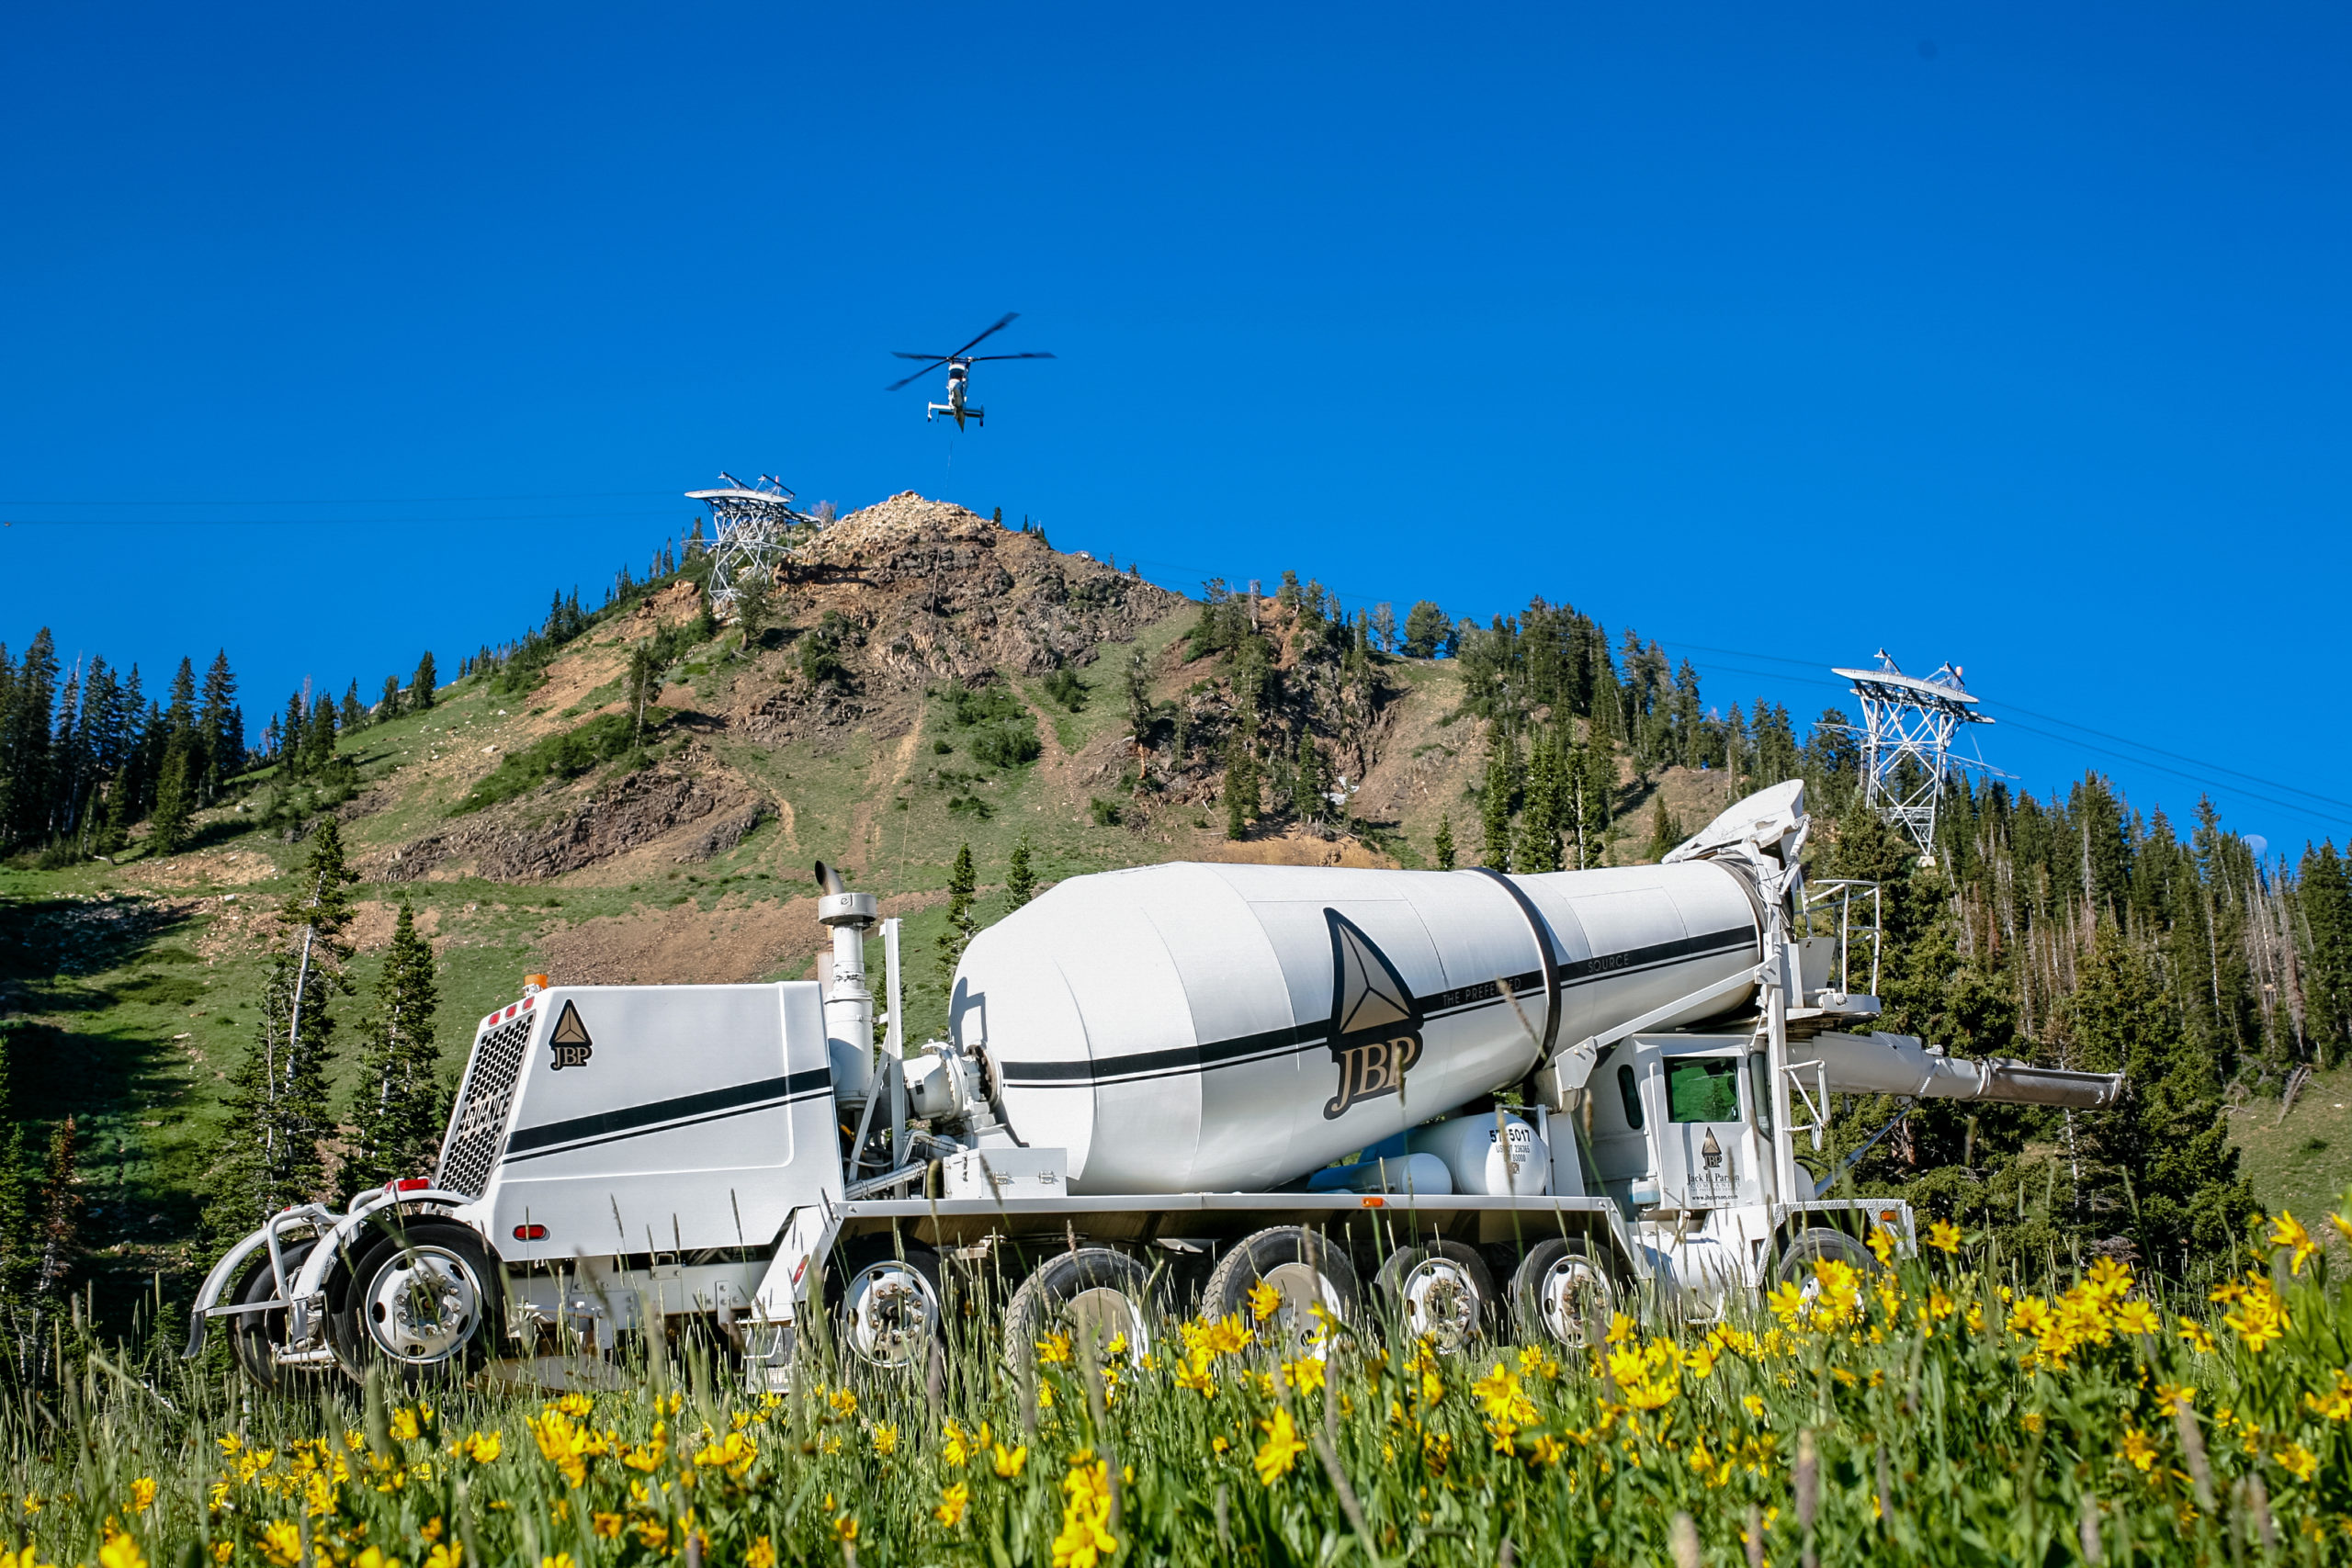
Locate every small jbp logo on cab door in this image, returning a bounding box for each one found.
[548,999,594,1070]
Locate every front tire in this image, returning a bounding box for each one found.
[330,1221,500,1385]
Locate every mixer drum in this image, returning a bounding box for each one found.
[949,859,1762,1194]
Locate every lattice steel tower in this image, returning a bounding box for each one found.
[1831,651,1993,863]
[686,473,818,618]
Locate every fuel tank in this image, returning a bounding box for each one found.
[948,859,1763,1194]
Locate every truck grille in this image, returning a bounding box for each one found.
[436,1013,536,1198]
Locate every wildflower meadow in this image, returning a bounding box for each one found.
[6,1205,2350,1567]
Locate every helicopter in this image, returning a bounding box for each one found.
[886,312,1054,429]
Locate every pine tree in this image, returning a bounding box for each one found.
[2300,841,2352,1065]
[0,630,59,851]
[201,649,242,783]
[149,742,196,855]
[628,644,661,746]
[1514,729,1565,874]
[29,1117,81,1305]
[2068,917,2256,1270]
[1644,794,1683,863]
[204,820,357,1238]
[1223,730,1259,840]
[340,680,364,734]
[1292,731,1330,825]
[1401,601,1448,660]
[1006,837,1038,910]
[410,651,438,711]
[1433,813,1456,871]
[937,843,978,987]
[345,901,444,1193]
[379,675,401,720]
[1480,724,1517,869]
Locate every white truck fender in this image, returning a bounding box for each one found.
[752,1203,842,1325]
[183,1225,279,1359]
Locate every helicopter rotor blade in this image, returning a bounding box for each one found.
[891,351,948,360]
[967,352,1057,362]
[885,358,951,392]
[948,311,1021,358]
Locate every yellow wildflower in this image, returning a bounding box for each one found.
[128,1479,155,1514]
[1247,1280,1282,1323]
[1472,1362,1538,1426]
[590,1512,624,1539]
[258,1522,301,1568]
[2114,1300,2161,1336]
[935,1482,971,1528]
[96,1534,145,1568]
[542,1553,574,1568]
[1051,1457,1116,1568]
[2269,1213,2320,1277]
[2178,1318,2216,1354]
[1927,1219,1962,1253]
[2274,1441,2319,1483]
[1742,1394,1767,1421]
[1529,1433,1567,1466]
[867,1422,899,1458]
[424,1546,461,1568]
[389,1407,423,1443]
[1036,1330,1072,1366]
[746,1539,776,1568]
[1867,1225,1897,1266]
[827,1386,858,1416]
[2220,1273,2290,1352]
[2120,1427,2158,1472]
[993,1441,1030,1479]
[2304,1371,2352,1423]
[1256,1408,1308,1485]
[458,1431,502,1464]
[1282,1356,1327,1394]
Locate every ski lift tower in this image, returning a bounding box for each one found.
[1831,651,1993,864]
[686,473,818,619]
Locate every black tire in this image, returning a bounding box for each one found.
[1002,1247,1164,1370]
[1374,1239,1495,1351]
[1508,1237,1618,1350]
[1772,1226,1874,1288]
[1201,1226,1360,1357]
[826,1239,945,1372]
[327,1220,502,1386]
[228,1238,322,1391]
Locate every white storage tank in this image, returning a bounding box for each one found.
[949,860,1763,1195]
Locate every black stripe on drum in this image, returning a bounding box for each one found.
[503,1069,833,1159]
[994,927,1756,1088]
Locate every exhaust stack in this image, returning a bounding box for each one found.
[1804,1031,2124,1111]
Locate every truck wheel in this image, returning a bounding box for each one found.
[1201,1226,1360,1358]
[831,1242,945,1371]
[1374,1240,1494,1352]
[1772,1227,1873,1289]
[1003,1247,1162,1370]
[1509,1238,1617,1350]
[228,1239,322,1391]
[332,1222,501,1384]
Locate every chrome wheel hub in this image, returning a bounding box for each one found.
[365,1247,483,1365]
[1398,1258,1481,1351]
[842,1260,939,1369]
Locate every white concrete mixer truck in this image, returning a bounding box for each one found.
[186,781,2124,1389]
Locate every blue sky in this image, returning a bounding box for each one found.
[5,4,2347,852]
